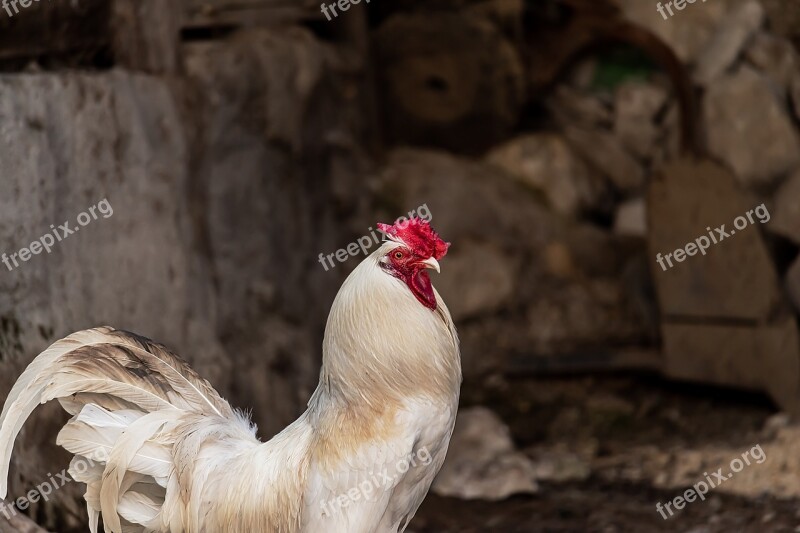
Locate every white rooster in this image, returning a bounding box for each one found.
[0,218,460,533]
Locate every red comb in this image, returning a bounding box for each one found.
[377,218,450,260]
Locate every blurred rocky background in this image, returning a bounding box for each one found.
[1,0,800,531]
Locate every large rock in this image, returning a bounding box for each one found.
[744,32,798,95]
[759,0,800,46]
[704,66,800,187]
[432,407,538,500]
[548,85,613,128]
[692,0,764,85]
[613,81,668,160]
[648,157,800,412]
[648,157,781,320]
[485,133,611,216]
[614,80,668,120]
[562,124,646,195]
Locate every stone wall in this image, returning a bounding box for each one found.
[0,19,364,530]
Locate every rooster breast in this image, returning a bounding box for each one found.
[300,395,457,533]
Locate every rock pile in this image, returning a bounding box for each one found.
[472,0,800,349]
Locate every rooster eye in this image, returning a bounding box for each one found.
[394,251,404,259]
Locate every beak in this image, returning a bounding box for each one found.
[421,257,441,273]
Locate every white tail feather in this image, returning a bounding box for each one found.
[100,411,181,533]
[0,327,246,532]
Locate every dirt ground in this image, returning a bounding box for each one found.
[413,374,800,532]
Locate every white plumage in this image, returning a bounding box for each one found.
[0,237,461,532]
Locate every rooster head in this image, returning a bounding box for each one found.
[377,218,450,310]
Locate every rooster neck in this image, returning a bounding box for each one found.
[316,243,461,408]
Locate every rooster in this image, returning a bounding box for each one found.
[0,218,460,533]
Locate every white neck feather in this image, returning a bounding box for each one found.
[312,243,461,410]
